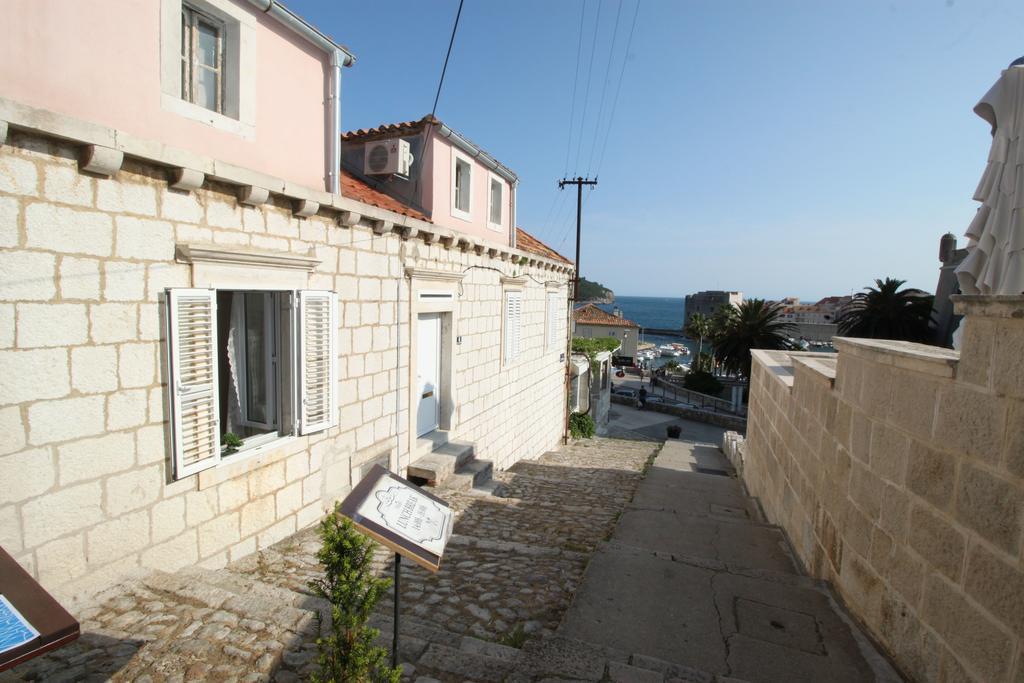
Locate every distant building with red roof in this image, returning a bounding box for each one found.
[573,303,640,360]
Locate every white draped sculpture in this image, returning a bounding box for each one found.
[956,64,1024,296]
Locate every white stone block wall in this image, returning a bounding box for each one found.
[743,306,1024,683]
[0,130,572,603]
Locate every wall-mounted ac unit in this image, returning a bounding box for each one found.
[364,139,414,176]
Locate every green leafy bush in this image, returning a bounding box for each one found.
[683,370,724,396]
[221,432,242,455]
[569,412,595,439]
[309,508,401,683]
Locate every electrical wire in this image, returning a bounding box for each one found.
[431,0,466,119]
[594,0,641,178]
[572,0,603,173]
[586,0,623,177]
[563,0,587,177]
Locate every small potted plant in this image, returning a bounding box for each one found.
[666,424,682,439]
[222,432,243,455]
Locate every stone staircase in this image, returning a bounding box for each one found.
[406,432,495,493]
[5,434,897,683]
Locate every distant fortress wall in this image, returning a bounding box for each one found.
[793,322,838,342]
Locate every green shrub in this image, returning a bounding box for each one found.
[221,432,242,455]
[309,508,401,683]
[683,370,724,396]
[569,412,595,439]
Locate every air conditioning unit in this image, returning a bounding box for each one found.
[364,139,413,177]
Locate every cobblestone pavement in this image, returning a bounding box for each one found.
[1,436,658,683]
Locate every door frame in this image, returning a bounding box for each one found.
[405,268,462,466]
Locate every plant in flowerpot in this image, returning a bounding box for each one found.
[666,424,682,439]
[221,432,243,455]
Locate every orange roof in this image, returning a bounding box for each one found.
[573,303,639,328]
[341,172,429,222]
[341,116,438,143]
[515,228,572,264]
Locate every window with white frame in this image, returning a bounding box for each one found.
[453,155,472,218]
[546,291,561,349]
[166,288,337,478]
[503,290,522,364]
[160,0,254,134]
[181,4,224,113]
[488,176,503,229]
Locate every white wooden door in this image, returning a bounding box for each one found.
[416,313,441,436]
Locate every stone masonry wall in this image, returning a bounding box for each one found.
[742,301,1024,683]
[0,130,571,604]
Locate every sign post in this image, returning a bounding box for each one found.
[337,464,454,668]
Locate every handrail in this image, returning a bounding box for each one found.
[651,375,741,414]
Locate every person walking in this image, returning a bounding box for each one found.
[638,386,648,409]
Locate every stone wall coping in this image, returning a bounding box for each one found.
[791,355,837,385]
[177,244,321,272]
[0,96,575,275]
[952,294,1024,319]
[833,337,958,379]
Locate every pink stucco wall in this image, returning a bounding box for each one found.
[429,135,513,246]
[0,0,329,190]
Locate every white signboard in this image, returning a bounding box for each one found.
[355,476,453,558]
[340,464,454,572]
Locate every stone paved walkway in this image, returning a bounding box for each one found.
[0,436,658,683]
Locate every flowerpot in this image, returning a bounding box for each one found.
[666,425,682,439]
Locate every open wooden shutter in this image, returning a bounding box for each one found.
[298,290,337,435]
[166,288,220,478]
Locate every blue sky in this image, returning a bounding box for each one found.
[291,0,1023,300]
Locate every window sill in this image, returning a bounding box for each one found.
[161,93,255,139]
[197,434,299,489]
[487,222,503,232]
[450,209,473,223]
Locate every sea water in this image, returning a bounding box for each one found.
[594,296,704,363]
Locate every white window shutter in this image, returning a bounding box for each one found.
[512,292,522,359]
[505,291,522,363]
[298,290,337,435]
[167,288,220,478]
[547,292,560,348]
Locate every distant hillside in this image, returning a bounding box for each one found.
[579,277,614,303]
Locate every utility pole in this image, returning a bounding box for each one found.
[558,176,598,302]
[558,176,596,445]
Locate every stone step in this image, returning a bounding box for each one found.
[440,458,494,492]
[413,641,518,682]
[407,440,475,486]
[141,570,315,634]
[516,634,744,682]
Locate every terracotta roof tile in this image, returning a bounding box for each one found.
[573,303,638,328]
[515,228,572,264]
[341,172,430,222]
[340,116,438,143]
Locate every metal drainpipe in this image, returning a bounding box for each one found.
[327,51,342,194]
[243,0,355,194]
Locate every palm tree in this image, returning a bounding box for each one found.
[684,313,711,369]
[713,299,796,378]
[836,278,934,343]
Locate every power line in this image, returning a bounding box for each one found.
[586,0,623,177]
[594,0,640,177]
[572,0,603,173]
[431,0,466,118]
[563,1,587,177]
